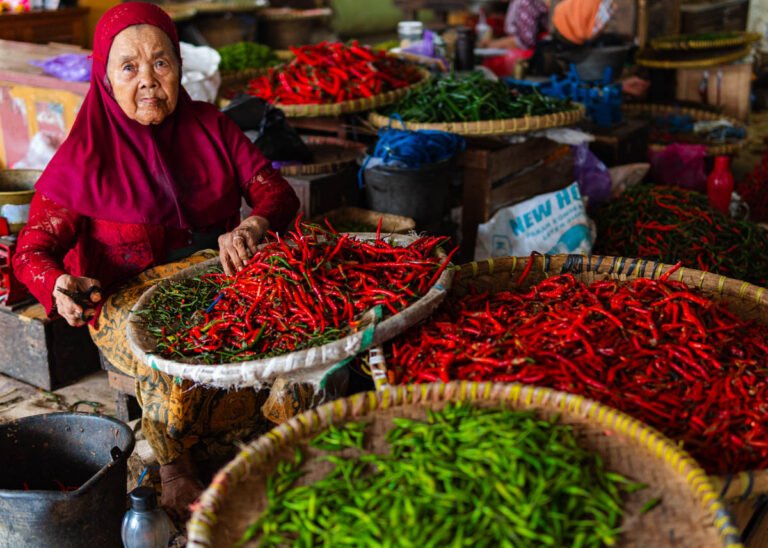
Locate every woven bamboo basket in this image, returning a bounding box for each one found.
[622,103,747,156]
[368,104,585,137]
[218,67,272,96]
[635,45,753,70]
[186,381,742,547]
[126,234,453,390]
[368,254,768,501]
[650,32,762,51]
[256,7,332,50]
[310,207,416,234]
[278,136,365,177]
[272,68,431,118]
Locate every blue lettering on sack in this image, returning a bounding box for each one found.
[508,201,553,236]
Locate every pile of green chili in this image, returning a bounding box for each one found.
[593,184,768,287]
[238,403,644,547]
[380,72,574,123]
[217,42,281,71]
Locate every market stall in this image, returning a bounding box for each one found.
[2,1,768,546]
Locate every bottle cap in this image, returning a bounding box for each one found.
[129,486,158,512]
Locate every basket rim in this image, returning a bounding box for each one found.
[622,103,747,155]
[650,31,762,51]
[186,381,742,548]
[367,104,586,136]
[273,67,432,118]
[635,45,753,69]
[278,135,366,177]
[369,253,768,501]
[126,234,454,389]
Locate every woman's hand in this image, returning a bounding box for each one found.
[53,274,102,327]
[218,215,270,276]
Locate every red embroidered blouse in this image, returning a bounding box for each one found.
[13,167,299,314]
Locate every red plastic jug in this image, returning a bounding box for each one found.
[706,156,734,215]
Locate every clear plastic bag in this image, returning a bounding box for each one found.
[30,54,91,82]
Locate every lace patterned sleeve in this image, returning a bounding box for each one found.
[12,193,82,314]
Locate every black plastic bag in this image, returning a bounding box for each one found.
[221,94,313,164]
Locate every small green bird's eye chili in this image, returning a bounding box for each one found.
[237,403,638,546]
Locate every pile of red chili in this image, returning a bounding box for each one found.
[736,148,768,223]
[384,265,768,474]
[246,41,424,105]
[139,220,454,365]
[593,184,768,287]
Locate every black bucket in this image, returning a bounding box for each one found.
[362,158,455,228]
[0,412,135,548]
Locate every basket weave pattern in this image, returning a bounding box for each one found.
[622,103,747,156]
[186,381,742,547]
[650,32,762,51]
[368,104,585,136]
[275,68,432,118]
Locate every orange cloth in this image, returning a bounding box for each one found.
[552,0,602,46]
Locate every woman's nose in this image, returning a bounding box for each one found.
[138,64,158,88]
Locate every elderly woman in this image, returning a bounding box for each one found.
[13,3,300,517]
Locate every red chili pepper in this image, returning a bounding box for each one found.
[385,266,768,475]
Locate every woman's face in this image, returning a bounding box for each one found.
[106,25,180,125]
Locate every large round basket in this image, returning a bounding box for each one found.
[126,234,453,390]
[274,68,431,118]
[256,7,332,50]
[367,104,585,137]
[650,31,762,51]
[218,67,271,96]
[278,136,366,177]
[368,254,768,501]
[622,103,747,156]
[186,382,742,547]
[635,45,752,70]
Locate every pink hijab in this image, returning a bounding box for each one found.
[35,2,242,229]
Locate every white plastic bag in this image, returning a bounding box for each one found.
[12,131,62,169]
[180,42,221,103]
[475,182,594,260]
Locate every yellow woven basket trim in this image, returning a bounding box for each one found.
[756,287,766,304]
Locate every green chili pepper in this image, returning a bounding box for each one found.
[236,403,640,546]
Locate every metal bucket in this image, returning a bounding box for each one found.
[0,169,40,233]
[0,412,135,548]
[362,158,455,228]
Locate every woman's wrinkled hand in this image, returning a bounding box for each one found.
[53,274,102,327]
[218,215,270,276]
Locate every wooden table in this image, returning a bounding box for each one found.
[0,8,89,48]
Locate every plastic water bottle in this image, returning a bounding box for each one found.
[475,9,492,45]
[121,487,172,548]
[706,156,734,216]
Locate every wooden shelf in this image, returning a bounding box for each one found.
[0,7,89,48]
